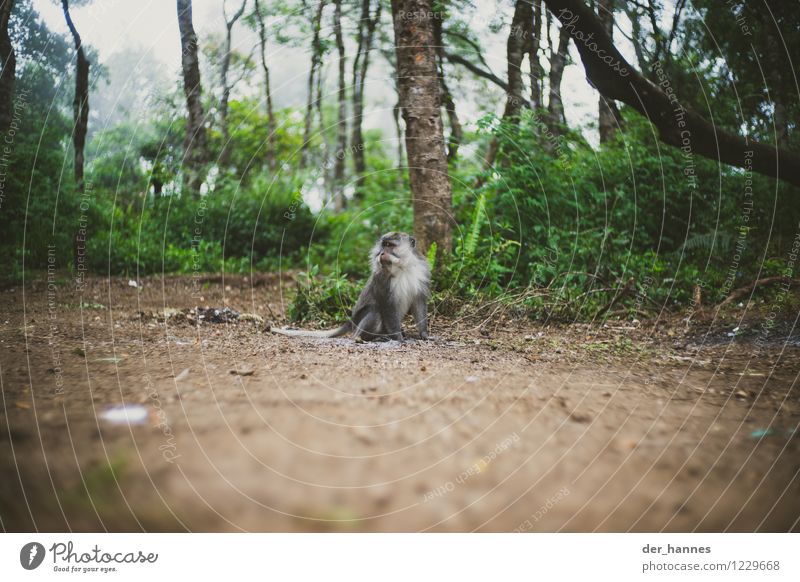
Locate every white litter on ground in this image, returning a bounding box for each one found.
[99,404,148,425]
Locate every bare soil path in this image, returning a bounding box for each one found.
[1,274,798,531]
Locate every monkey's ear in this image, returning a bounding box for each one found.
[409,237,416,248]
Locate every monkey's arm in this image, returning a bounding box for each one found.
[412,295,429,340]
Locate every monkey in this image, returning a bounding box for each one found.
[272,232,430,341]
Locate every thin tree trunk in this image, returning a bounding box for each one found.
[219,0,247,167]
[432,11,462,163]
[529,0,544,110]
[301,0,325,169]
[0,0,15,133]
[254,0,276,171]
[350,0,381,181]
[597,0,621,143]
[177,0,207,198]
[626,5,650,73]
[333,0,347,211]
[383,47,406,188]
[315,60,331,193]
[62,0,89,192]
[546,21,570,136]
[475,0,532,189]
[390,0,453,257]
[505,0,532,122]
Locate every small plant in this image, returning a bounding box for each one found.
[287,265,360,325]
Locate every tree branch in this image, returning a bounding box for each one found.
[542,0,800,188]
[444,52,515,96]
[442,29,493,72]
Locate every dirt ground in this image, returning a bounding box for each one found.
[1,273,799,532]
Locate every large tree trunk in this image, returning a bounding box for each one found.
[301,0,325,169]
[542,0,800,188]
[62,0,89,192]
[432,11,462,163]
[177,0,207,198]
[597,0,621,143]
[0,0,15,133]
[219,0,247,167]
[351,0,381,181]
[390,0,453,256]
[253,0,276,171]
[332,0,347,211]
[545,21,570,136]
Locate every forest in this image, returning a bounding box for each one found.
[2,0,798,321]
[1,0,799,535]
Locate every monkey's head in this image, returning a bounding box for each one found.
[372,232,418,273]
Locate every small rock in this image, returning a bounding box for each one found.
[230,365,256,376]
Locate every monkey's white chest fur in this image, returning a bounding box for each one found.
[389,261,426,317]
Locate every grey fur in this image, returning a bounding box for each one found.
[272,232,430,341]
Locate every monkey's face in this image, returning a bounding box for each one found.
[373,232,416,272]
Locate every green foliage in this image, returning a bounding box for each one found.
[5,0,799,328]
[82,170,316,276]
[287,264,359,325]
[426,242,437,273]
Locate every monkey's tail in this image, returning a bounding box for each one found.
[270,322,351,339]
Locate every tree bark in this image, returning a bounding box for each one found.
[0,0,15,133]
[62,0,89,192]
[314,55,331,192]
[542,0,800,188]
[505,0,532,122]
[351,0,381,180]
[597,0,621,143]
[625,4,650,73]
[253,0,276,171]
[529,0,544,110]
[474,0,533,189]
[390,0,453,256]
[301,0,325,169]
[177,0,207,198]
[432,11,462,162]
[545,20,570,135]
[219,0,247,167]
[332,0,347,211]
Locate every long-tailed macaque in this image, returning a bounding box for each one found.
[272,232,430,341]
